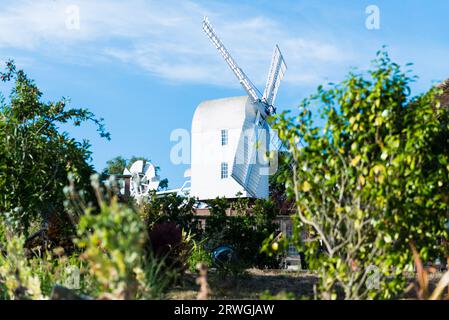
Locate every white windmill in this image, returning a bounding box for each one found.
[190,17,287,200]
[123,160,161,200]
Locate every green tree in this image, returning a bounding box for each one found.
[269,151,294,214]
[0,60,109,237]
[102,156,127,175]
[271,51,449,299]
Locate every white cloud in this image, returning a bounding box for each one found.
[0,0,353,87]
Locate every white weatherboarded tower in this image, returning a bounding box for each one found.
[190,18,287,200]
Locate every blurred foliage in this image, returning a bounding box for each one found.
[187,238,213,273]
[75,180,175,299]
[270,49,449,299]
[0,60,108,237]
[409,242,449,300]
[0,235,43,299]
[0,177,176,300]
[76,197,147,299]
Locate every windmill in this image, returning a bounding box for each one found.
[123,160,161,200]
[199,17,287,198]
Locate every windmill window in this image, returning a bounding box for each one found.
[221,129,228,146]
[221,162,228,179]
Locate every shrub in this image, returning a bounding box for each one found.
[0,177,176,300]
[204,197,281,269]
[143,193,201,235]
[0,235,43,299]
[187,239,213,273]
[142,194,203,274]
[148,221,193,273]
[76,193,174,299]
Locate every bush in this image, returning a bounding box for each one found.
[76,188,175,299]
[0,177,176,300]
[204,197,281,269]
[187,239,213,273]
[0,235,43,299]
[148,221,193,273]
[143,193,201,235]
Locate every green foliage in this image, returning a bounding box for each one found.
[103,156,128,175]
[102,155,149,176]
[76,194,174,299]
[271,50,449,299]
[269,151,294,213]
[0,235,43,299]
[143,193,201,235]
[0,234,83,300]
[205,197,280,269]
[76,198,146,299]
[141,251,174,299]
[143,193,200,274]
[0,178,175,300]
[0,60,109,236]
[29,252,87,298]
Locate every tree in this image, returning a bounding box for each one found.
[269,151,295,214]
[102,156,127,175]
[0,60,109,237]
[102,156,148,176]
[271,50,449,299]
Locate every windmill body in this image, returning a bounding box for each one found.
[191,96,269,200]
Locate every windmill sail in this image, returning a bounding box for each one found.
[243,119,270,196]
[231,112,254,193]
[202,17,261,104]
[262,45,287,108]
[231,109,269,197]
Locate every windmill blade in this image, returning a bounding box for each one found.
[244,119,270,196]
[231,111,269,197]
[143,163,156,180]
[129,160,145,174]
[232,114,258,196]
[143,162,160,191]
[262,45,287,109]
[202,17,261,104]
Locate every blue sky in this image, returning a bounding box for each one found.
[0,0,448,187]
